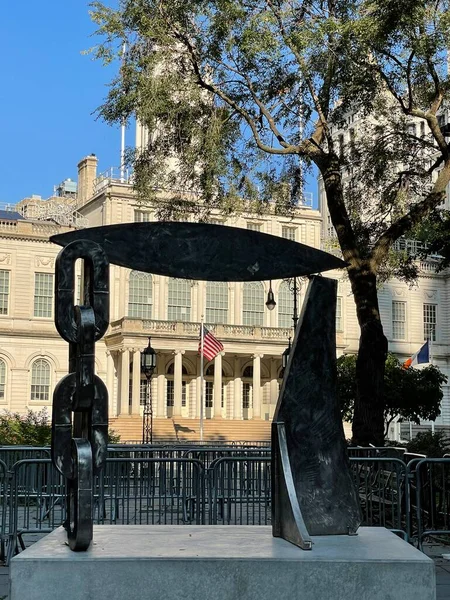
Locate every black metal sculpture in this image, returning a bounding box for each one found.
[51,222,360,551]
[52,240,110,550]
[272,276,361,549]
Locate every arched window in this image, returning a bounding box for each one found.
[206,282,228,324]
[128,271,153,319]
[31,359,51,401]
[168,278,191,321]
[0,359,6,400]
[242,365,253,378]
[278,281,294,328]
[243,282,264,326]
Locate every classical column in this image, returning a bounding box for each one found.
[173,350,185,417]
[252,353,263,419]
[270,358,279,408]
[119,348,130,416]
[106,351,116,416]
[157,358,166,418]
[195,355,202,419]
[234,356,242,420]
[131,349,141,415]
[214,352,224,418]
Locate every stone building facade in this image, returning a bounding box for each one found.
[0,147,448,442]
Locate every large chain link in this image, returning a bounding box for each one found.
[52,240,109,551]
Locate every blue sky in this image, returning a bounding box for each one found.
[0,1,317,206]
[0,1,124,204]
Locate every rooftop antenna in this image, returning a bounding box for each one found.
[120,42,127,183]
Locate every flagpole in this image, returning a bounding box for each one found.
[120,42,127,183]
[429,337,435,434]
[200,316,204,442]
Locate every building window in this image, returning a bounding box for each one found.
[247,222,261,232]
[166,380,174,407]
[336,297,343,332]
[0,271,10,315]
[168,278,191,321]
[338,134,344,159]
[206,282,228,324]
[243,382,253,409]
[243,282,264,326]
[205,381,213,408]
[135,210,151,222]
[0,359,6,400]
[30,359,51,402]
[278,281,294,328]
[424,304,437,342]
[34,273,53,318]
[392,301,406,340]
[166,380,187,407]
[281,226,296,241]
[128,271,153,319]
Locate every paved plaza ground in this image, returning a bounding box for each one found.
[1,535,449,599]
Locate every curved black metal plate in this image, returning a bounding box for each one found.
[273,276,361,537]
[50,222,346,281]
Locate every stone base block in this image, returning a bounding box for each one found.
[10,526,435,600]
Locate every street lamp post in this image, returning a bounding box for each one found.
[141,337,157,444]
[265,277,300,372]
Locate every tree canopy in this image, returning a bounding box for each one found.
[337,353,448,438]
[89,0,450,445]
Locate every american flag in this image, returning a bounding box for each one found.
[199,326,224,361]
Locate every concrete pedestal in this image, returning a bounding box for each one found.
[10,526,435,600]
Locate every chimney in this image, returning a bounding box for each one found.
[77,154,98,205]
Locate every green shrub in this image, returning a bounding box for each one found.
[0,409,120,446]
[406,431,450,458]
[0,409,51,445]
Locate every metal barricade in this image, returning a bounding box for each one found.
[6,459,65,565]
[0,447,50,469]
[347,447,407,459]
[0,460,8,562]
[95,458,205,526]
[183,448,271,470]
[412,458,450,550]
[349,457,408,539]
[208,457,271,525]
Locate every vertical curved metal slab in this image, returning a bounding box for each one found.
[272,422,312,549]
[273,276,361,538]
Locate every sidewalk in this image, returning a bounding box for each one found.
[423,542,450,600]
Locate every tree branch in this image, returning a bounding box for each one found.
[371,160,450,267]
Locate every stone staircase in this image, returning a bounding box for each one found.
[109,416,271,444]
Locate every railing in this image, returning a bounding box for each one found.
[2,448,450,564]
[93,167,132,194]
[114,318,293,341]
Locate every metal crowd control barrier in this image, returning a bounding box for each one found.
[6,459,65,565]
[7,449,450,563]
[0,460,7,563]
[96,458,205,526]
[411,458,450,550]
[349,457,408,540]
[208,457,271,525]
[0,447,50,469]
[183,448,271,470]
[347,447,407,459]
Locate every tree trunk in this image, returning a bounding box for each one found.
[349,266,388,446]
[320,156,388,446]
